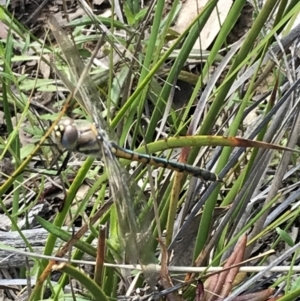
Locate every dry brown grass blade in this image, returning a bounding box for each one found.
[219,235,247,297]
[94,224,107,286]
[232,288,276,301]
[203,235,247,301]
[158,238,183,301]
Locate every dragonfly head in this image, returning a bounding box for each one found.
[54,118,78,151]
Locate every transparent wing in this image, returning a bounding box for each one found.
[48,17,154,275]
[48,17,109,134]
[100,142,154,266]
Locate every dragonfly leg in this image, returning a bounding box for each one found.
[20,150,72,177]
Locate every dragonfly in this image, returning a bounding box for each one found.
[53,118,221,182]
[47,16,220,280]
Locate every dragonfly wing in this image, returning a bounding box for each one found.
[100,138,154,264]
[48,17,107,129]
[48,16,156,281]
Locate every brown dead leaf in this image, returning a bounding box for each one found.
[233,288,276,301]
[220,235,247,297]
[0,21,8,39]
[11,115,34,147]
[203,235,247,301]
[40,54,51,79]
[172,0,233,50]
[196,279,205,301]
[0,213,12,230]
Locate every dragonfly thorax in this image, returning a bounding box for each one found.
[54,117,102,156]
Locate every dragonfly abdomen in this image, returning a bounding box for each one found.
[111,142,221,182]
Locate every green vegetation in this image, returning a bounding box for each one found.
[1,0,300,300]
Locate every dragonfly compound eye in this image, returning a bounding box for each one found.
[61,124,79,150]
[55,119,79,151]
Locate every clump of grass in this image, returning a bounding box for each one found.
[1,0,300,300]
